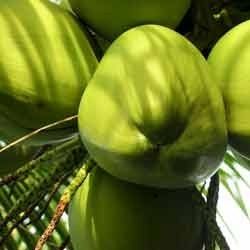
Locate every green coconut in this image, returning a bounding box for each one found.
[208,20,250,159]
[78,25,227,188]
[0,0,98,133]
[69,167,204,250]
[68,0,191,40]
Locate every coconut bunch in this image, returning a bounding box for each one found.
[1,0,250,250]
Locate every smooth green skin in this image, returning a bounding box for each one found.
[69,167,204,250]
[208,20,250,159]
[0,142,38,177]
[68,0,191,40]
[78,25,227,188]
[0,0,98,130]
